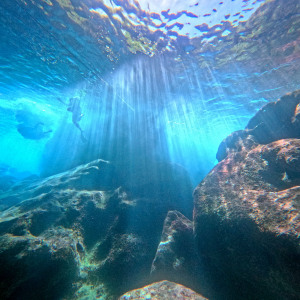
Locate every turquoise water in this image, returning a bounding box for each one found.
[1,1,300,299]
[1,0,300,183]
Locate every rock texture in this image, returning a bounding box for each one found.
[194,91,300,299]
[0,159,193,300]
[217,90,300,162]
[0,159,118,212]
[118,280,208,300]
[151,211,209,295]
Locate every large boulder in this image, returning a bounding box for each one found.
[118,280,208,300]
[0,158,193,299]
[194,92,300,300]
[217,90,300,161]
[0,232,77,300]
[0,159,118,211]
[151,211,209,296]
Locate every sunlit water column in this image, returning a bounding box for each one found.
[40,53,246,186]
[89,53,244,186]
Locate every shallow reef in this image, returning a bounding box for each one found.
[0,90,300,299]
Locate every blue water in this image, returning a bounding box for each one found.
[1,1,300,299]
[1,0,300,187]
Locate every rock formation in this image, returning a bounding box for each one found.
[150,211,209,295]
[217,90,300,162]
[0,159,193,299]
[118,280,208,300]
[194,90,300,299]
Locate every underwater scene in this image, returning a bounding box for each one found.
[1,0,300,298]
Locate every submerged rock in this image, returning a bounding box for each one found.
[217,90,300,161]
[194,90,300,300]
[118,280,208,300]
[0,233,77,300]
[0,159,118,211]
[151,211,209,296]
[0,158,193,299]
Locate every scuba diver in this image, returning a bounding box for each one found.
[57,96,87,142]
[17,122,52,140]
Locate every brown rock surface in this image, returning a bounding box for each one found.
[194,138,300,299]
[201,139,300,237]
[150,211,209,296]
[118,280,208,300]
[217,89,300,162]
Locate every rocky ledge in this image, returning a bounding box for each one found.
[194,90,300,300]
[0,159,194,299]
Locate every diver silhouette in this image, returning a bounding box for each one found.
[17,122,52,140]
[57,96,87,142]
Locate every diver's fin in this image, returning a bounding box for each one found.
[57,97,68,106]
[81,131,87,143]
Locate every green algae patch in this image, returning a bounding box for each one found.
[75,284,107,300]
[123,30,157,56]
